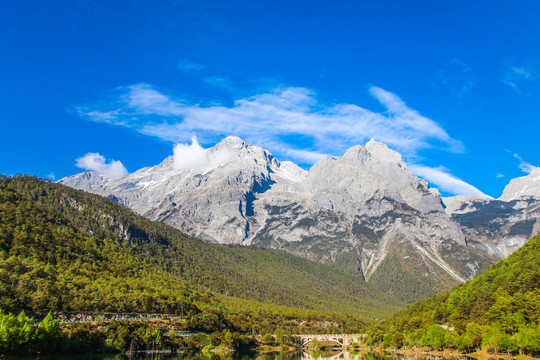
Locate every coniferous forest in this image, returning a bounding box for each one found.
[0,175,539,356]
[0,175,393,355]
[366,233,540,355]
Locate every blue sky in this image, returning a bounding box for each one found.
[1,1,539,198]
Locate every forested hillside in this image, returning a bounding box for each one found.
[367,233,540,355]
[0,175,401,321]
[0,176,218,315]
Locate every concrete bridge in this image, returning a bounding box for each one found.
[294,334,367,348]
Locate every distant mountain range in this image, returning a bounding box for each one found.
[443,167,540,264]
[60,137,540,302]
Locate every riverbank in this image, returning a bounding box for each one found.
[468,350,540,360]
[392,347,465,358]
[387,347,540,360]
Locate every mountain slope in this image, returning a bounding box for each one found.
[371,233,540,353]
[250,141,473,302]
[0,176,214,315]
[442,169,540,270]
[0,175,402,319]
[61,137,489,303]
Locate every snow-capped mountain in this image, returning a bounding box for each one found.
[60,137,540,302]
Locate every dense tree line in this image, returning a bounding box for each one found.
[365,234,540,355]
[0,175,376,355]
[0,175,399,319]
[0,308,261,356]
[0,176,219,315]
[0,310,61,355]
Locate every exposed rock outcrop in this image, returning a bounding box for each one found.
[60,137,540,302]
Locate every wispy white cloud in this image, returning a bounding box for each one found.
[512,67,532,78]
[369,87,464,153]
[496,173,505,179]
[122,84,186,116]
[408,164,491,198]
[76,83,490,196]
[507,150,538,173]
[75,153,128,178]
[435,58,477,100]
[503,65,536,92]
[75,108,123,124]
[46,172,55,181]
[178,58,205,73]
[203,76,233,90]
[77,84,463,165]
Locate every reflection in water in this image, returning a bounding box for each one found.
[15,351,475,360]
[301,351,390,360]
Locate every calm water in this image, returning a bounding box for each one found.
[14,351,473,360]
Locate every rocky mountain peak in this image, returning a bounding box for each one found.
[164,136,277,183]
[500,167,540,201]
[275,161,308,183]
[339,140,407,172]
[59,137,540,302]
[216,135,247,149]
[442,169,540,262]
[366,139,407,169]
[59,171,109,191]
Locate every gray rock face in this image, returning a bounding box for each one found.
[500,167,540,201]
[59,137,539,302]
[62,136,306,244]
[442,170,540,265]
[250,141,473,290]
